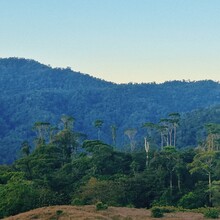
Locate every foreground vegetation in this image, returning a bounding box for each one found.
[1,114,220,218]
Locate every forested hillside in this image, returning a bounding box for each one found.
[1,118,220,218]
[0,57,220,163]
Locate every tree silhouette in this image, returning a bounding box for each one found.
[94,119,104,140]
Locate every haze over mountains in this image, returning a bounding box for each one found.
[0,57,220,164]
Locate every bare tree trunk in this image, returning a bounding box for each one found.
[174,126,176,147]
[161,132,164,149]
[169,130,172,146]
[144,138,150,167]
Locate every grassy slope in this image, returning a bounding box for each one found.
[3,205,207,220]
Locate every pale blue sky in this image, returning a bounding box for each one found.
[0,0,220,83]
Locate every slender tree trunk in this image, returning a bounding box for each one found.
[146,152,149,167]
[161,132,164,149]
[131,140,136,152]
[144,138,150,167]
[174,126,176,147]
[169,130,172,146]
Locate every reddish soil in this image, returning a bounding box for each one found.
[2,205,218,220]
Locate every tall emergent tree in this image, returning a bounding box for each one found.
[124,128,137,152]
[94,119,104,140]
[205,123,220,151]
[61,115,75,130]
[33,122,50,145]
[110,124,117,147]
[168,112,180,147]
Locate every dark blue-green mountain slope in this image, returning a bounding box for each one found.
[0,57,220,163]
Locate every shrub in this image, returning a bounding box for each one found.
[151,207,164,218]
[178,192,205,209]
[126,203,135,208]
[56,210,63,216]
[71,198,84,206]
[96,201,108,211]
[203,208,219,219]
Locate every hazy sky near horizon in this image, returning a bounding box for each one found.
[0,0,220,83]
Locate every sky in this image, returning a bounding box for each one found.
[0,0,220,84]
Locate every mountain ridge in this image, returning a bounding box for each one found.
[0,57,220,164]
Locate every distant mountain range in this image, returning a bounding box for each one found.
[0,57,220,164]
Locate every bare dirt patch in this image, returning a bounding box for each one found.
[2,205,217,220]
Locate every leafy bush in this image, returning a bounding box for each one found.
[151,207,164,218]
[56,210,63,216]
[203,208,219,219]
[178,192,197,209]
[96,201,108,211]
[178,189,207,209]
[71,198,84,206]
[0,176,39,218]
[126,204,135,208]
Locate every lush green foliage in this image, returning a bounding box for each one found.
[203,208,219,219]
[151,206,178,218]
[151,207,164,218]
[0,115,220,218]
[1,58,220,163]
[96,201,108,210]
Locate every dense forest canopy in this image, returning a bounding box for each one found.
[0,114,220,218]
[0,57,220,164]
